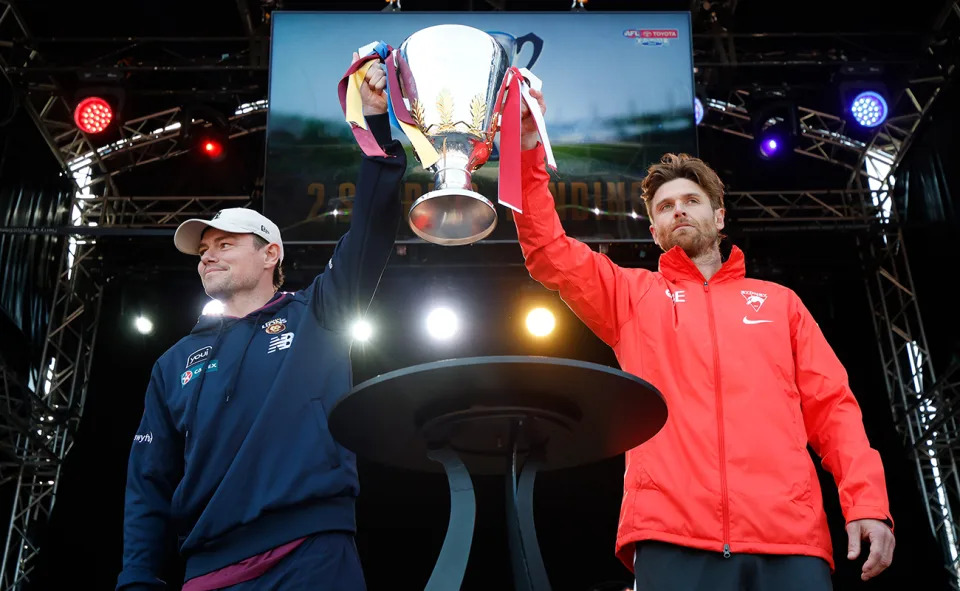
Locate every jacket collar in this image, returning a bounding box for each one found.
[190,290,289,334]
[658,244,746,284]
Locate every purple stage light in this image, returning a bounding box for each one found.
[850,91,888,128]
[759,136,780,158]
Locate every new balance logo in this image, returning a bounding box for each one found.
[268,332,295,353]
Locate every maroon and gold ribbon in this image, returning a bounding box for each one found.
[338,48,438,167]
[383,52,439,167]
[338,52,392,159]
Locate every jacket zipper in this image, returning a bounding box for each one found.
[186,318,226,441]
[704,280,732,558]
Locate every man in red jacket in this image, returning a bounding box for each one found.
[515,89,895,590]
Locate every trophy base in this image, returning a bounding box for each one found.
[408,189,497,246]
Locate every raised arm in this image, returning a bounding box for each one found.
[311,56,405,331]
[513,90,650,347]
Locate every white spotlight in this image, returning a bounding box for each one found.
[526,307,555,337]
[202,299,224,316]
[426,307,459,341]
[351,319,373,342]
[134,316,154,335]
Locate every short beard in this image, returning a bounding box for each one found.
[657,224,718,259]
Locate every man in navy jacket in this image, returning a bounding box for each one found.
[116,55,404,591]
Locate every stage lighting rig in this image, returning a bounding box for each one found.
[836,65,891,129]
[180,104,231,162]
[748,92,799,161]
[71,83,125,135]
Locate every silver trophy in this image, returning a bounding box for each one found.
[396,24,511,245]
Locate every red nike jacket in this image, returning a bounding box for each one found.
[514,145,892,571]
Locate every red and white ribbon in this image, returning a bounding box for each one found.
[495,67,557,214]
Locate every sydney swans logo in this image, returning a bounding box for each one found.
[741,290,768,312]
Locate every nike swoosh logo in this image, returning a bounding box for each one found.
[743,316,773,325]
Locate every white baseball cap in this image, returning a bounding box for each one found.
[174,208,284,261]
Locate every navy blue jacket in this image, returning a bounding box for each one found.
[117,115,405,590]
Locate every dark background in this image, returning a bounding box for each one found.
[1,1,958,590]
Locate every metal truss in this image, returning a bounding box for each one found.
[0,12,262,589]
[70,103,267,192]
[725,189,876,228]
[0,366,37,484]
[704,92,873,176]
[0,235,102,590]
[0,2,116,186]
[862,224,960,587]
[857,4,960,586]
[692,29,933,71]
[0,4,108,588]
[79,194,251,227]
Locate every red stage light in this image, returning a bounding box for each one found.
[73,97,113,134]
[201,139,224,159]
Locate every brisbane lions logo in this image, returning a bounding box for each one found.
[741,290,768,312]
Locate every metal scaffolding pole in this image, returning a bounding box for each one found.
[0,234,103,590]
[0,3,249,587]
[851,2,960,585]
[860,221,960,587]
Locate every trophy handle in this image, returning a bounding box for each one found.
[515,33,543,69]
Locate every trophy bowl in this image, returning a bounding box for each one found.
[395,24,511,245]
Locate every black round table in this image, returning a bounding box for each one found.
[330,356,667,591]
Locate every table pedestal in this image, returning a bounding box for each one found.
[424,418,550,591]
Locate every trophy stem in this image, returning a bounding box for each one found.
[435,167,473,192]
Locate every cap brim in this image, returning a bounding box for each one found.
[173,218,239,255]
[174,217,285,261]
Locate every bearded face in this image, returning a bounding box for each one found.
[649,178,724,258]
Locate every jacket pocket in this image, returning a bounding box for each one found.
[625,448,664,495]
[788,399,814,508]
[309,398,342,470]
